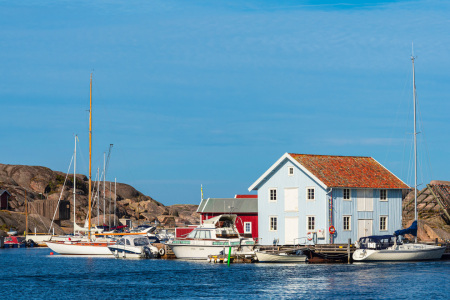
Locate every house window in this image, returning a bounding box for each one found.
[288,166,294,176]
[244,222,252,234]
[270,217,278,231]
[380,189,388,201]
[269,188,277,202]
[307,216,315,231]
[307,188,315,201]
[380,216,388,231]
[343,216,351,231]
[343,189,351,200]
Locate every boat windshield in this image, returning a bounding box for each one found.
[187,230,211,239]
[133,237,149,246]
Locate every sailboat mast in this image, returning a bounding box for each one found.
[73,135,77,234]
[103,152,106,225]
[412,54,417,223]
[411,51,418,244]
[88,73,93,240]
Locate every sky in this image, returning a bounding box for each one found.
[1,0,449,206]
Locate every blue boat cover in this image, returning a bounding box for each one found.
[394,220,417,236]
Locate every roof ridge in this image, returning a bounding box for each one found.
[288,153,372,158]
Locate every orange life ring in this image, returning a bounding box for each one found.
[329,225,336,235]
[307,232,313,241]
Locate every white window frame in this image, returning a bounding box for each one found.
[269,188,277,202]
[244,222,252,234]
[343,188,351,201]
[380,216,388,231]
[269,216,278,231]
[306,187,315,201]
[380,189,388,202]
[343,215,351,231]
[288,166,294,176]
[306,216,315,231]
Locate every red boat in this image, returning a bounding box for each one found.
[4,236,26,248]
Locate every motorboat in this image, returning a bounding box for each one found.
[108,235,159,259]
[4,236,27,248]
[256,249,307,263]
[167,214,256,260]
[352,223,446,261]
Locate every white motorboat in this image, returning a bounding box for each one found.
[256,250,307,263]
[108,235,159,259]
[167,214,256,260]
[353,54,446,262]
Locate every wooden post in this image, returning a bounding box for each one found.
[347,238,351,263]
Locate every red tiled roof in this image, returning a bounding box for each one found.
[288,153,409,189]
[235,194,258,198]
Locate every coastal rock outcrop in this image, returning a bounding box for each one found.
[0,163,199,233]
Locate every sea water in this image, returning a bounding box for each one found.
[1,248,448,299]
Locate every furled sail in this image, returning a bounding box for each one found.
[394,220,417,236]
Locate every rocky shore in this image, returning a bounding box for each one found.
[0,163,199,236]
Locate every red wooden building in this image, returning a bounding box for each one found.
[197,195,258,240]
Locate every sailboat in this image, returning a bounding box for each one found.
[46,74,115,255]
[353,53,446,262]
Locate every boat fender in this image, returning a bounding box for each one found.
[159,247,165,256]
[329,226,336,235]
[307,232,313,241]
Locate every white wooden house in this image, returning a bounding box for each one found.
[248,153,410,245]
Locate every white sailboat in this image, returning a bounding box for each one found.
[353,53,446,262]
[46,74,115,255]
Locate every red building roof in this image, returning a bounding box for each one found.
[288,153,409,189]
[235,194,258,198]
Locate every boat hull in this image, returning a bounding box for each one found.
[108,245,158,259]
[169,242,255,260]
[46,241,113,255]
[255,251,307,263]
[353,244,446,261]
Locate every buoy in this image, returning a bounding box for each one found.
[50,252,54,255]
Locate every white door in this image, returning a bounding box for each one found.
[358,219,373,240]
[285,217,299,245]
[284,188,298,211]
[357,189,373,211]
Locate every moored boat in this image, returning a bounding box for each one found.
[256,250,307,263]
[167,214,255,260]
[353,54,446,262]
[108,235,159,259]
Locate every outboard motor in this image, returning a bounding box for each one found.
[143,246,152,258]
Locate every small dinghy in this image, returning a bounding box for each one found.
[256,249,307,263]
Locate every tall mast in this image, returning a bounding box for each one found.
[114,178,116,227]
[411,50,418,243]
[103,152,106,225]
[73,135,77,234]
[88,73,93,240]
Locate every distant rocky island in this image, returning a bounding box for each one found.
[0,163,199,236]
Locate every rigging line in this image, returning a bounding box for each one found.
[383,64,411,165]
[48,154,74,234]
[416,94,434,182]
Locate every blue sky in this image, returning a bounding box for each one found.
[1,0,449,205]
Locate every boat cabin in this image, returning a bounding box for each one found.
[357,235,399,250]
[185,215,241,240]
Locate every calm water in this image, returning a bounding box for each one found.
[1,248,449,299]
